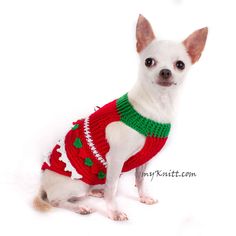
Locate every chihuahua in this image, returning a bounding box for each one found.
[34,15,208,221]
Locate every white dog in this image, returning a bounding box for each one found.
[34,14,208,221]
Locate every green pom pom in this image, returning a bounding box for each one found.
[84,158,93,167]
[73,138,82,148]
[98,171,106,179]
[72,124,79,130]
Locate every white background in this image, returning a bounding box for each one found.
[0,0,235,235]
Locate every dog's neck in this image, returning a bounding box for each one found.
[128,79,178,123]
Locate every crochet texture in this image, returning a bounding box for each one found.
[41,93,171,185]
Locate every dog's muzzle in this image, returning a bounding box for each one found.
[157,69,176,87]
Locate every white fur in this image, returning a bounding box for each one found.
[40,33,196,221]
[129,39,191,123]
[104,122,145,219]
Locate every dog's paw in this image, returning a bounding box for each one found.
[108,210,128,221]
[76,206,94,215]
[140,196,157,205]
[89,189,104,198]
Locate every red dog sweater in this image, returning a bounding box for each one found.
[41,93,171,185]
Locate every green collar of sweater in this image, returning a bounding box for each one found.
[116,93,171,138]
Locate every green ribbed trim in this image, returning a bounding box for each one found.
[116,93,171,138]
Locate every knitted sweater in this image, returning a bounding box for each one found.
[41,93,171,185]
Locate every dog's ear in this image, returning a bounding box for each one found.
[136,14,155,53]
[183,27,208,64]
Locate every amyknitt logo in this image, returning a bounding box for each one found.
[142,170,197,181]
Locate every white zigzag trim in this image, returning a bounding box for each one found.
[84,117,107,167]
[57,139,82,180]
[43,151,51,166]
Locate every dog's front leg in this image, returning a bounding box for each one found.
[135,164,157,205]
[105,151,128,221]
[105,121,145,220]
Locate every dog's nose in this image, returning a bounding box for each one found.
[159,69,172,80]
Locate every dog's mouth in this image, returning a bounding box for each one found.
[157,81,177,87]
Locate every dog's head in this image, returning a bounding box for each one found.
[136,15,208,89]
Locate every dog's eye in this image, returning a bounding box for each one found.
[176,60,185,70]
[145,58,156,68]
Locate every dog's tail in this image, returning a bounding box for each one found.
[33,187,52,212]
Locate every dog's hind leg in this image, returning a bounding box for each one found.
[89,188,104,198]
[50,197,94,215]
[41,170,93,214]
